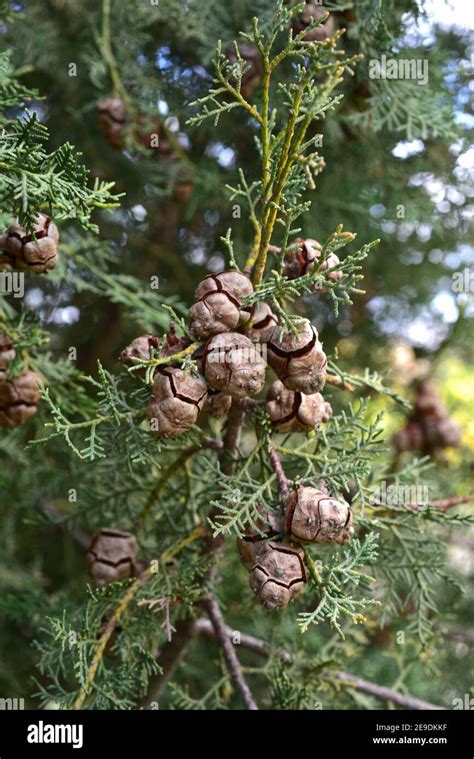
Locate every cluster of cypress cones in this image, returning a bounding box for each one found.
[0,213,59,426]
[120,241,340,442]
[238,483,353,609]
[0,332,41,427]
[115,238,347,605]
[0,213,60,274]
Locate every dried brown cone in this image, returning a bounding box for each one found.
[266,379,332,433]
[0,370,41,427]
[226,43,262,99]
[119,334,159,367]
[97,95,127,149]
[0,214,59,274]
[283,238,342,289]
[267,319,327,395]
[395,380,461,453]
[249,541,307,610]
[424,417,461,449]
[285,485,353,545]
[146,366,208,438]
[203,332,266,399]
[204,390,232,418]
[87,528,138,586]
[247,302,278,343]
[394,421,424,453]
[413,380,452,421]
[0,332,15,381]
[188,270,253,339]
[292,3,335,42]
[97,96,176,158]
[236,504,284,571]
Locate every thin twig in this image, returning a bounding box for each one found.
[74,564,155,709]
[334,672,445,711]
[142,406,247,707]
[204,595,259,710]
[193,618,293,663]
[269,447,290,498]
[326,373,356,392]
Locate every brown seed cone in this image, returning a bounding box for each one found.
[97,96,127,149]
[285,486,353,544]
[87,528,138,586]
[266,379,332,433]
[203,332,266,398]
[424,417,461,450]
[247,302,278,343]
[0,370,41,427]
[283,238,342,289]
[0,332,15,381]
[1,214,59,274]
[237,504,284,571]
[292,3,335,42]
[119,334,159,366]
[189,270,253,339]
[226,43,262,99]
[267,319,327,395]
[413,380,451,422]
[249,541,307,610]
[395,381,461,452]
[97,96,175,157]
[394,421,424,453]
[146,366,208,438]
[204,390,233,418]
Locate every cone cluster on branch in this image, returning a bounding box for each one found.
[114,256,336,606]
[237,483,353,610]
[120,262,332,440]
[0,332,41,427]
[394,380,461,454]
[0,213,59,274]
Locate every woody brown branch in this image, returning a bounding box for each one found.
[140,400,249,707]
[204,595,259,710]
[192,619,444,710]
[269,447,290,498]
